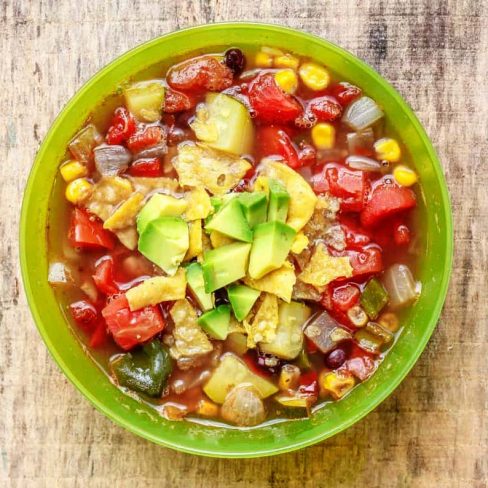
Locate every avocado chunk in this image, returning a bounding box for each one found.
[203,353,278,404]
[137,194,187,234]
[138,216,189,276]
[267,179,290,222]
[110,340,173,397]
[191,93,254,155]
[205,199,252,242]
[186,262,214,311]
[202,242,252,292]
[248,221,296,279]
[237,192,268,228]
[227,284,261,321]
[198,304,231,340]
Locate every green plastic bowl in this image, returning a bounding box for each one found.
[20,23,452,458]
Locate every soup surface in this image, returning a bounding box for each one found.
[48,46,422,427]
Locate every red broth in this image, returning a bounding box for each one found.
[47,47,423,427]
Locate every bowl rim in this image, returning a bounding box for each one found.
[20,21,453,458]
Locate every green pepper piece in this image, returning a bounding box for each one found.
[110,340,173,397]
[360,278,389,319]
[294,348,312,370]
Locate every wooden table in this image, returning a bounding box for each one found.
[1,1,486,486]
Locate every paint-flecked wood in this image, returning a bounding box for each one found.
[1,1,487,487]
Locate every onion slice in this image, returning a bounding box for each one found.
[134,141,168,160]
[345,155,383,172]
[343,96,384,131]
[382,264,420,308]
[94,144,132,175]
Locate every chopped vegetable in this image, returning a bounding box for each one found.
[360,278,389,319]
[311,123,335,150]
[382,263,419,308]
[125,268,187,311]
[319,370,355,399]
[198,305,231,340]
[65,178,93,205]
[278,364,301,391]
[124,81,165,122]
[227,284,261,322]
[377,311,400,332]
[94,144,132,176]
[374,137,401,162]
[127,158,161,177]
[221,385,266,426]
[274,53,300,70]
[346,128,375,156]
[274,69,298,94]
[48,262,75,285]
[69,124,103,162]
[393,165,418,187]
[68,208,115,250]
[354,322,393,354]
[256,126,301,169]
[347,305,369,327]
[342,96,384,131]
[298,62,330,91]
[110,340,172,397]
[137,193,188,234]
[186,262,214,311]
[60,160,88,182]
[304,311,352,354]
[106,107,136,145]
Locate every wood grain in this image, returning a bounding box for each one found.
[1,1,487,486]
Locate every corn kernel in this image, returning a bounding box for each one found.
[378,312,400,332]
[374,137,401,162]
[261,46,284,56]
[65,178,93,204]
[298,62,330,91]
[393,165,418,187]
[196,399,219,417]
[319,371,356,400]
[60,160,87,182]
[311,122,335,150]
[274,69,298,94]
[274,54,300,70]
[278,364,301,391]
[255,51,274,68]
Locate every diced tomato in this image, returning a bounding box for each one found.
[360,179,416,228]
[349,342,375,360]
[101,295,165,351]
[89,321,109,348]
[167,55,233,92]
[347,247,383,277]
[330,82,362,106]
[343,356,376,381]
[256,126,301,168]
[164,89,197,113]
[126,126,163,153]
[331,284,360,312]
[298,370,319,396]
[339,216,372,250]
[92,257,118,295]
[305,336,319,354]
[128,158,161,177]
[298,144,317,166]
[68,209,116,251]
[307,96,342,122]
[106,107,136,145]
[393,220,411,246]
[248,73,303,124]
[69,300,98,332]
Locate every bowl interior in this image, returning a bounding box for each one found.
[20,23,452,458]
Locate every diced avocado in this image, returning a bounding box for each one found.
[227,284,261,321]
[198,304,231,340]
[137,194,187,234]
[203,353,278,404]
[202,242,251,292]
[237,192,268,228]
[186,262,214,311]
[260,301,311,359]
[267,179,290,222]
[124,81,165,122]
[138,217,189,276]
[110,340,173,397]
[191,93,254,155]
[248,221,296,279]
[205,199,252,242]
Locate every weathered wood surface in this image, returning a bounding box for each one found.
[1,1,487,486]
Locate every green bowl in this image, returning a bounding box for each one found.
[20,23,452,458]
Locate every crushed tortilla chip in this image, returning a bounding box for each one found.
[291,232,309,254]
[173,142,251,195]
[244,261,296,303]
[299,243,353,289]
[245,293,279,347]
[184,187,212,220]
[126,268,187,311]
[198,231,212,263]
[87,176,133,221]
[169,299,213,360]
[103,192,144,231]
[114,227,138,250]
[184,220,203,261]
[210,230,235,248]
[259,159,317,232]
[129,176,180,196]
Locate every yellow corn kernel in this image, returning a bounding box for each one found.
[261,46,284,56]
[274,69,298,94]
[374,137,401,162]
[196,399,219,417]
[274,54,300,70]
[311,123,335,150]
[393,165,418,187]
[298,62,330,91]
[60,160,87,182]
[255,51,274,68]
[378,312,400,332]
[319,371,356,400]
[65,178,93,204]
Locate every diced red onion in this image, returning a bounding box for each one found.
[345,155,383,172]
[347,128,374,155]
[69,124,103,162]
[134,142,168,160]
[382,264,420,308]
[94,144,132,175]
[342,96,384,130]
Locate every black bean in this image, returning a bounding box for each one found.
[325,348,347,369]
[225,48,246,76]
